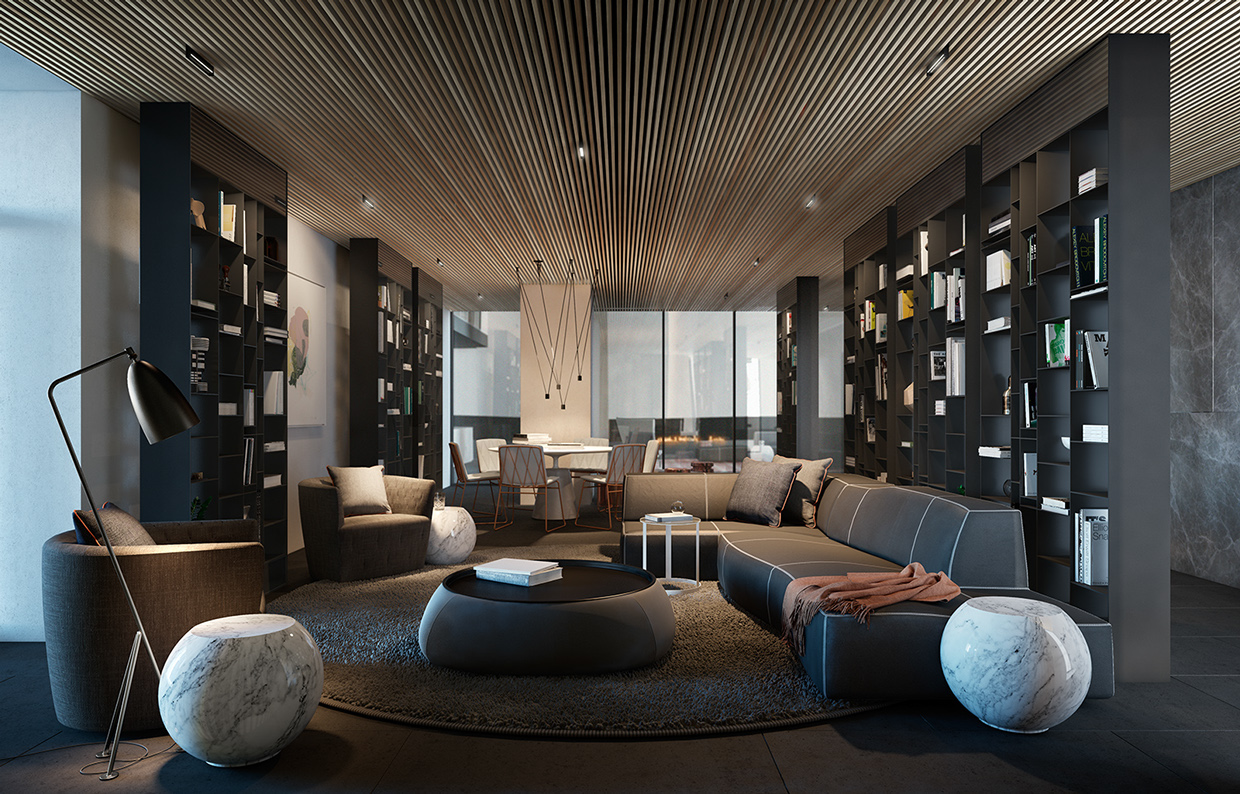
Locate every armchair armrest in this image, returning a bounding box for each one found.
[385,475,435,518]
[144,519,260,545]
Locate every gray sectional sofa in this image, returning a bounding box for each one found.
[621,471,1114,700]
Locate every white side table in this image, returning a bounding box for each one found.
[639,516,701,593]
[158,614,323,767]
[940,596,1091,733]
[427,506,477,564]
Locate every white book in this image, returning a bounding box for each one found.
[1085,331,1108,388]
[218,402,238,416]
[896,263,915,282]
[978,446,1011,459]
[263,440,286,453]
[263,474,282,489]
[1022,453,1037,498]
[221,324,242,336]
[1042,496,1069,509]
[475,558,560,576]
[264,371,284,415]
[243,388,255,427]
[643,512,698,523]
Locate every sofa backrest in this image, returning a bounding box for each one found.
[622,472,738,521]
[817,479,1028,588]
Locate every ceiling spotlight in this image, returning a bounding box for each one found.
[578,145,586,159]
[437,258,444,268]
[361,195,375,209]
[477,292,483,301]
[753,258,760,268]
[805,196,816,209]
[926,45,950,76]
[184,46,214,77]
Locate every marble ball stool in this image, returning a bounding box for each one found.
[427,506,477,564]
[158,614,323,767]
[940,596,1091,733]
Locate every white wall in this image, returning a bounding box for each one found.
[0,47,82,641]
[285,216,350,552]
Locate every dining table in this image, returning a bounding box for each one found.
[491,443,613,520]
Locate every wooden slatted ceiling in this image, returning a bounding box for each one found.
[0,2,1236,312]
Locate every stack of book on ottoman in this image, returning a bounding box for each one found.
[642,512,697,523]
[474,558,562,586]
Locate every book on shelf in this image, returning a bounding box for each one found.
[220,203,237,242]
[1094,215,1108,283]
[986,316,1012,333]
[1085,330,1108,388]
[844,383,854,415]
[242,437,255,486]
[1044,320,1070,367]
[243,388,255,426]
[865,417,876,443]
[878,263,887,290]
[1070,225,1097,289]
[1074,508,1109,585]
[221,323,242,336]
[900,440,912,449]
[1026,231,1037,286]
[218,402,238,416]
[1022,381,1037,428]
[947,268,965,323]
[978,446,1011,459]
[930,270,946,309]
[934,399,946,415]
[918,229,930,275]
[876,354,888,401]
[930,349,947,381]
[985,249,1011,291]
[1022,453,1038,497]
[263,474,282,489]
[899,289,914,320]
[474,558,563,587]
[988,210,1012,235]
[1082,424,1109,442]
[874,312,888,342]
[263,370,284,414]
[1078,167,1108,194]
[844,455,856,468]
[264,327,289,340]
[262,290,281,307]
[896,263,915,282]
[946,337,965,396]
[263,440,286,453]
[1041,496,1069,516]
[903,382,914,410]
[189,298,216,311]
[642,512,698,523]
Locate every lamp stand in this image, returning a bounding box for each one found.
[48,348,162,781]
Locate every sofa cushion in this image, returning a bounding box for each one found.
[622,472,738,521]
[774,455,833,527]
[724,458,802,527]
[327,465,392,517]
[72,502,155,546]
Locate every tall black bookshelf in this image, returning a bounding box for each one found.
[841,36,1170,682]
[139,103,290,590]
[775,276,818,459]
[349,243,444,485]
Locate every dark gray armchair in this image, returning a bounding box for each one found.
[297,475,434,582]
[42,519,264,732]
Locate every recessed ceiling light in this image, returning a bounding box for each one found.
[805,196,816,209]
[361,195,375,209]
[184,46,214,77]
[753,258,760,267]
[477,292,483,301]
[926,45,950,76]
[578,145,586,159]
[437,258,444,268]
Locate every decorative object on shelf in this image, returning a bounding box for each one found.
[159,614,322,767]
[940,596,1090,733]
[190,198,206,229]
[426,506,476,565]
[190,496,211,521]
[1003,376,1012,415]
[264,235,278,260]
[47,347,200,780]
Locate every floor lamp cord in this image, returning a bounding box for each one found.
[97,631,143,780]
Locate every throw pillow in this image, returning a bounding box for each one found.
[725,457,803,527]
[327,465,392,517]
[72,502,156,546]
[774,455,834,528]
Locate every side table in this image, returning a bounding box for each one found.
[158,614,323,767]
[639,516,701,593]
[427,506,477,564]
[940,596,1091,733]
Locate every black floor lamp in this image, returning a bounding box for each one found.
[47,347,199,780]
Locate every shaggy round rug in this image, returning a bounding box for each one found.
[268,545,883,738]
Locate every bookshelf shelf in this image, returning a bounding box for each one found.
[140,102,290,591]
[841,36,1170,682]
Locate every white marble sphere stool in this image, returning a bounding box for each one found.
[427,506,477,564]
[158,614,323,767]
[940,596,1091,733]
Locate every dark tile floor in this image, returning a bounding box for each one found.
[3,509,1238,792]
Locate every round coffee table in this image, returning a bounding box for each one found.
[418,559,674,675]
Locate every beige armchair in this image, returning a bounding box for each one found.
[42,519,264,732]
[298,475,434,582]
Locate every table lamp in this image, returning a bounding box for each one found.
[48,347,199,780]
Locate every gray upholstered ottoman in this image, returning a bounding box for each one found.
[419,560,674,674]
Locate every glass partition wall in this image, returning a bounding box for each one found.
[450,311,520,471]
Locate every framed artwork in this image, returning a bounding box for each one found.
[287,272,326,426]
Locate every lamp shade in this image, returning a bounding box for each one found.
[127,359,200,444]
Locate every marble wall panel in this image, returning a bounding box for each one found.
[1170,177,1213,413]
[1170,411,1240,590]
[1212,167,1240,411]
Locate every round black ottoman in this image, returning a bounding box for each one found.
[418,559,674,674]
